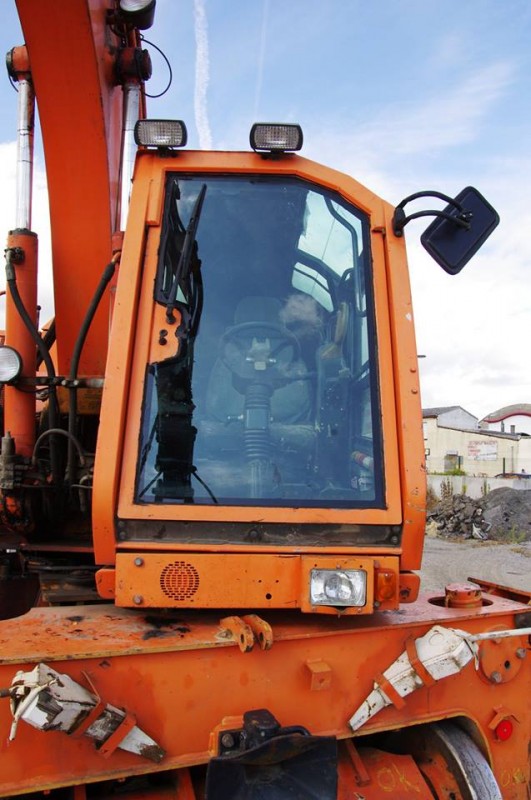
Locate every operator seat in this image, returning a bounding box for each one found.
[205,296,312,424]
[195,296,316,498]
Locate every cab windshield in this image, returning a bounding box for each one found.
[136,175,384,507]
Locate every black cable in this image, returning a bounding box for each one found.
[5,248,61,483]
[191,468,218,504]
[32,428,86,467]
[67,257,117,485]
[36,319,56,369]
[140,35,173,98]
[5,253,57,391]
[137,469,161,500]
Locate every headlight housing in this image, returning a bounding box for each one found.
[134,119,188,148]
[118,0,156,30]
[310,568,367,607]
[0,345,22,385]
[250,123,303,153]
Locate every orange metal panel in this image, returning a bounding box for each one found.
[92,167,155,564]
[0,596,528,797]
[381,204,426,570]
[93,151,406,565]
[118,507,399,526]
[115,551,301,609]
[113,540,401,556]
[114,552,384,615]
[3,230,37,456]
[14,0,124,376]
[338,745,434,798]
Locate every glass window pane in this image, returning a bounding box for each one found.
[135,176,383,508]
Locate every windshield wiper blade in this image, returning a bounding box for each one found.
[166,183,207,324]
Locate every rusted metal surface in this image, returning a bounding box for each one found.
[477,627,526,685]
[468,576,531,606]
[0,593,527,664]
[241,614,274,650]
[6,662,165,764]
[343,738,371,786]
[305,659,332,691]
[404,636,436,688]
[445,581,483,609]
[0,595,528,796]
[218,616,255,653]
[383,721,504,799]
[337,744,434,798]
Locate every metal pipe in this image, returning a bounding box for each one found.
[15,77,35,231]
[119,81,141,231]
[3,47,38,458]
[3,233,38,457]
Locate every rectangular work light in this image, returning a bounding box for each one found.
[134,119,187,148]
[250,123,303,153]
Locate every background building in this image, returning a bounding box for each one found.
[423,405,531,477]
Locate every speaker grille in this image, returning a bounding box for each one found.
[159,561,200,600]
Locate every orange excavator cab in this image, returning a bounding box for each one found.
[0,4,528,799]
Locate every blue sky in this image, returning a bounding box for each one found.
[1,1,530,425]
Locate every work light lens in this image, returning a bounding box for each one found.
[134,119,187,148]
[310,569,367,607]
[0,346,22,384]
[250,123,303,152]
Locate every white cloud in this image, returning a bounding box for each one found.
[0,142,17,230]
[390,61,514,153]
[427,31,470,72]
[301,53,529,421]
[313,60,515,192]
[408,186,531,420]
[193,0,212,149]
[0,142,53,326]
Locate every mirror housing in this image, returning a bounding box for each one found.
[420,186,499,275]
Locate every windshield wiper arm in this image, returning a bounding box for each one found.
[166,183,207,324]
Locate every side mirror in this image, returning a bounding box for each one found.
[393,187,500,275]
[420,187,499,275]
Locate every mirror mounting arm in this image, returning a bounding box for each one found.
[392,190,472,237]
[393,207,472,237]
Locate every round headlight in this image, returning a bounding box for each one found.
[323,572,354,602]
[0,345,22,384]
[118,0,156,30]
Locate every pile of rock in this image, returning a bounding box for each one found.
[428,494,489,540]
[428,488,531,542]
[480,487,531,542]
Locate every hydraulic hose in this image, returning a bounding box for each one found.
[36,319,56,369]
[66,254,119,485]
[32,428,86,468]
[5,248,61,483]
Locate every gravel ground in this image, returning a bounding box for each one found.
[419,536,531,594]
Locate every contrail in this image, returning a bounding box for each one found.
[193,0,212,149]
[253,0,270,120]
